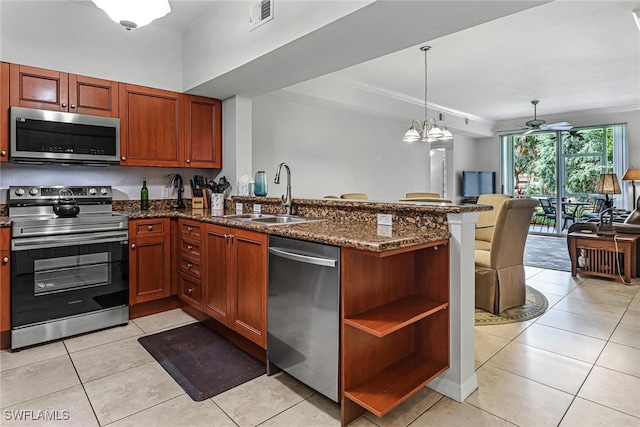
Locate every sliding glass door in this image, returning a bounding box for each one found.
[502,124,627,236]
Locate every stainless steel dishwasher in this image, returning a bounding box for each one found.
[267,236,340,402]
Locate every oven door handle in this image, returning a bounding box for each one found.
[11,231,128,251]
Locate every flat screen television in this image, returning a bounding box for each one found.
[462,171,496,198]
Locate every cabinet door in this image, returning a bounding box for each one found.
[183,95,222,168]
[204,224,231,325]
[231,229,267,348]
[1,228,10,336]
[1,62,9,162]
[68,74,119,117]
[119,84,183,167]
[10,64,68,111]
[129,222,171,304]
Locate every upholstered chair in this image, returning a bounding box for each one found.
[475,194,513,251]
[475,198,539,314]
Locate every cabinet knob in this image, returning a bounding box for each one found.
[131,244,136,249]
[148,225,153,231]
[187,245,193,251]
[1,151,6,156]
[2,256,8,264]
[188,288,193,294]
[61,103,67,108]
[70,104,76,109]
[121,156,126,161]
[186,159,191,163]
[187,263,193,269]
[187,226,193,232]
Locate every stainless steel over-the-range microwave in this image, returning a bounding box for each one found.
[10,106,120,165]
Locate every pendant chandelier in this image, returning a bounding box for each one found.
[402,46,453,143]
[92,0,171,31]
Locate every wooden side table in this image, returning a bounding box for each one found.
[569,232,638,283]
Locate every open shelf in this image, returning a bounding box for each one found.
[344,295,448,337]
[343,353,448,417]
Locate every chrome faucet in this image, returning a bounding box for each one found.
[274,162,292,215]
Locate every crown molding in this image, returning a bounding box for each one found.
[321,74,495,126]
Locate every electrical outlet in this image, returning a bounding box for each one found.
[377,213,392,226]
[235,202,243,214]
[253,204,261,213]
[377,225,392,237]
[162,187,169,198]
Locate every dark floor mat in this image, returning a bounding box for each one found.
[138,322,266,401]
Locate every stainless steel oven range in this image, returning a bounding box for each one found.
[9,185,129,350]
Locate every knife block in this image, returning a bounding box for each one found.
[192,189,210,210]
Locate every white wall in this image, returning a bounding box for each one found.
[0,1,183,91]
[251,91,430,201]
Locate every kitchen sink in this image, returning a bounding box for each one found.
[250,216,323,225]
[214,213,324,226]
[219,213,275,219]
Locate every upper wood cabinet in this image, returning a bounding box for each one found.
[119,83,183,167]
[184,95,222,169]
[9,64,118,117]
[0,62,9,162]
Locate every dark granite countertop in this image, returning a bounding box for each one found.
[2,198,491,252]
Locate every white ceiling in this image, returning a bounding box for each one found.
[81,0,640,126]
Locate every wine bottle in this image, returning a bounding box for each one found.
[140,178,149,211]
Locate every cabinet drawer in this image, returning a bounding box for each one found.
[179,273,202,309]
[180,239,201,259]
[180,221,202,240]
[180,256,202,279]
[135,219,167,236]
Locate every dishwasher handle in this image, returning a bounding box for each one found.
[268,246,337,268]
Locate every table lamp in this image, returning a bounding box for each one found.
[622,168,640,206]
[595,173,621,236]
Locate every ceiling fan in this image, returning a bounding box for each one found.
[521,100,573,135]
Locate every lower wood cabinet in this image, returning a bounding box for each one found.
[204,224,267,348]
[178,219,203,310]
[340,240,450,425]
[129,218,171,304]
[1,228,10,347]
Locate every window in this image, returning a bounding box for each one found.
[501,123,628,235]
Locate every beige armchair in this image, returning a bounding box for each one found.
[475,198,539,314]
[475,194,512,250]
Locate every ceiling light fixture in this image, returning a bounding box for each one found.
[402,46,453,143]
[92,0,171,31]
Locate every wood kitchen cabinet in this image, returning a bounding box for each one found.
[178,219,204,309]
[119,83,183,167]
[184,95,222,169]
[204,224,267,348]
[129,218,171,304]
[0,228,10,349]
[1,62,9,162]
[9,64,118,117]
[340,241,450,425]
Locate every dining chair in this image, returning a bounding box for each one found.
[340,193,368,200]
[405,192,440,199]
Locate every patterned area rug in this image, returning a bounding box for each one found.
[475,285,548,325]
[524,234,571,271]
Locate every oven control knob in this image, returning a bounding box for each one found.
[100,188,109,195]
[89,188,97,196]
[29,188,39,196]
[15,188,25,196]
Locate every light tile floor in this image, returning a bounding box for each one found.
[1,268,639,426]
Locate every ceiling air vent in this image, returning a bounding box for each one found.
[249,0,273,31]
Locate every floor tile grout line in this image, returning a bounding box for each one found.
[63,340,101,427]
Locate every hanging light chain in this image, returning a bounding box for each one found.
[422,46,430,123]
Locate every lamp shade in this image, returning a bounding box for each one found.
[622,168,640,181]
[596,173,621,195]
[92,0,171,30]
